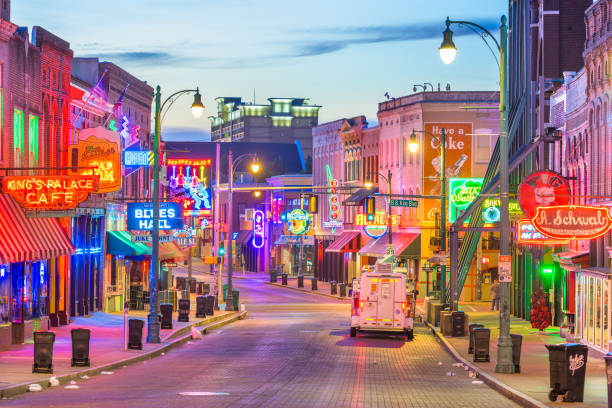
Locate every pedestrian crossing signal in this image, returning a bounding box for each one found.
[218,246,225,256]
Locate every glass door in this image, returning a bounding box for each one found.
[596,278,602,348]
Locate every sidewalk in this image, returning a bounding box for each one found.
[0,305,243,398]
[265,276,351,301]
[419,302,608,407]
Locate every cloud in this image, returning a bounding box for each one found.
[89,51,174,64]
[162,126,210,142]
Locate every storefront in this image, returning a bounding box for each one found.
[575,267,611,352]
[554,250,589,338]
[359,232,421,287]
[0,194,75,345]
[325,230,361,283]
[274,235,314,276]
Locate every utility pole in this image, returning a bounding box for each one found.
[439,128,447,305]
[225,150,235,311]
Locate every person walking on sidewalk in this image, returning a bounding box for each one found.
[490,279,500,311]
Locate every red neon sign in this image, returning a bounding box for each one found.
[531,205,612,240]
[3,175,99,210]
[516,219,570,245]
[355,213,400,227]
[517,170,570,218]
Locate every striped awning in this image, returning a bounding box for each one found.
[325,230,361,253]
[0,194,75,264]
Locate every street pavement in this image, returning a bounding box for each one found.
[3,276,519,407]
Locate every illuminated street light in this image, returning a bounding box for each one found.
[190,88,205,118]
[439,18,457,64]
[409,130,419,153]
[254,190,262,198]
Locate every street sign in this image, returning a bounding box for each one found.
[390,199,418,208]
[498,255,512,282]
[162,262,177,267]
[131,234,173,243]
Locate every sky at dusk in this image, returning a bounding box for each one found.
[14,0,506,141]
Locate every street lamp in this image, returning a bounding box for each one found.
[366,170,393,254]
[409,128,447,304]
[148,86,203,344]
[439,15,513,374]
[225,152,260,311]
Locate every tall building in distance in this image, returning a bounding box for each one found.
[209,96,321,161]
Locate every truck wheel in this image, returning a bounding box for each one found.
[548,389,558,402]
[350,327,357,337]
[564,390,574,402]
[405,329,414,341]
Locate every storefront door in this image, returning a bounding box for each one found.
[576,271,611,352]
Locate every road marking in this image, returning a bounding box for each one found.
[179,392,230,396]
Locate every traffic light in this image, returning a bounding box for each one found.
[218,245,225,256]
[365,197,375,221]
[309,195,318,213]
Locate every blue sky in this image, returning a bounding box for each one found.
[14,0,506,141]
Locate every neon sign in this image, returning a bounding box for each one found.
[165,158,212,216]
[181,196,212,217]
[516,219,569,245]
[518,170,570,218]
[355,213,400,226]
[173,229,197,251]
[287,209,310,235]
[252,210,265,248]
[119,116,140,148]
[0,266,5,278]
[531,205,612,240]
[3,175,98,210]
[166,158,212,167]
[449,178,522,223]
[123,150,152,167]
[126,202,183,230]
[323,165,342,231]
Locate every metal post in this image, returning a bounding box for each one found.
[387,169,392,248]
[299,192,304,276]
[439,128,447,305]
[264,190,271,275]
[214,143,223,305]
[495,15,514,374]
[147,86,161,343]
[225,150,234,311]
[450,227,458,311]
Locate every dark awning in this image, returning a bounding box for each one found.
[325,231,361,253]
[343,187,378,207]
[235,230,253,246]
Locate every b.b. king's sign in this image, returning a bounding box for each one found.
[127,202,183,230]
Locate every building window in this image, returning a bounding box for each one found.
[14,109,25,168]
[28,115,39,166]
[475,133,491,163]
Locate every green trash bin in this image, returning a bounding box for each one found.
[223,284,228,299]
[232,289,240,311]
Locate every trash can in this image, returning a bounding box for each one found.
[203,283,210,295]
[468,323,485,354]
[71,328,90,367]
[128,319,144,350]
[178,299,190,322]
[330,281,337,295]
[188,278,197,293]
[232,290,240,311]
[339,283,347,298]
[311,277,318,291]
[604,352,612,408]
[270,269,277,283]
[545,343,589,402]
[510,333,522,373]
[281,273,288,286]
[160,303,173,329]
[451,311,466,337]
[196,296,207,318]
[175,277,186,291]
[205,295,215,316]
[298,274,304,288]
[440,311,453,336]
[32,331,55,373]
[11,321,24,344]
[473,327,491,362]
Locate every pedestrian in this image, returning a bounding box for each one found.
[490,279,500,311]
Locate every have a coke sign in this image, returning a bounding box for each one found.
[531,205,612,240]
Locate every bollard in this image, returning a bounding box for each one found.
[71,328,90,367]
[178,299,190,322]
[205,295,215,316]
[281,273,288,286]
[160,303,173,329]
[33,331,55,373]
[339,283,347,298]
[196,296,207,318]
[473,327,490,362]
[330,281,337,295]
[270,269,277,283]
[311,277,318,291]
[297,274,304,288]
[128,319,144,350]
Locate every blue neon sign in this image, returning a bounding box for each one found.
[127,202,183,230]
[123,150,151,167]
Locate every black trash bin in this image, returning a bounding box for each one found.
[473,327,491,362]
[297,274,304,288]
[175,277,186,290]
[160,303,173,329]
[339,283,347,298]
[11,322,24,344]
[178,299,190,322]
[311,277,318,291]
[604,352,612,408]
[196,296,207,318]
[468,323,484,354]
[281,273,288,286]
[203,283,210,295]
[270,269,277,283]
[451,311,466,337]
[330,281,337,295]
[545,343,589,402]
[71,328,90,367]
[232,290,240,311]
[510,333,522,373]
[128,319,144,350]
[33,331,55,373]
[205,295,215,316]
[188,278,197,294]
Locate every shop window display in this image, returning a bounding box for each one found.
[0,265,9,324]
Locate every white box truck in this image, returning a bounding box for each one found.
[350,264,415,340]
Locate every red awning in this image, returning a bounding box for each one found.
[326,230,361,253]
[358,233,420,257]
[0,194,75,264]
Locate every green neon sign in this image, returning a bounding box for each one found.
[449,177,522,223]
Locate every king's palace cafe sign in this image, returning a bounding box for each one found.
[2,175,99,210]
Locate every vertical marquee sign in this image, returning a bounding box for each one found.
[164,158,212,216]
[423,122,473,224]
[322,164,342,231]
[252,209,265,248]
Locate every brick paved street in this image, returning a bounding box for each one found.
[2,277,519,407]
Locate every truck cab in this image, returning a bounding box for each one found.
[350,263,415,340]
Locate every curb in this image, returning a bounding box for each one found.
[423,320,549,408]
[264,281,350,301]
[0,311,247,399]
